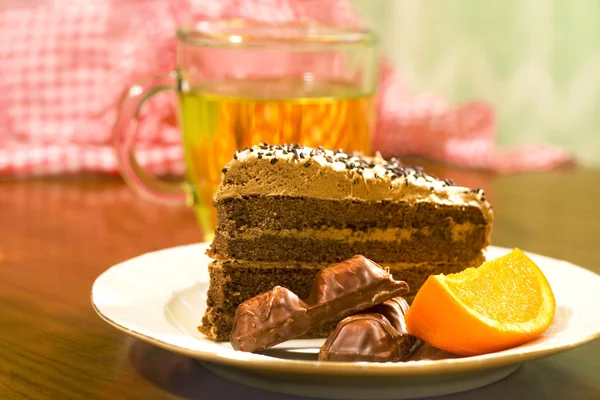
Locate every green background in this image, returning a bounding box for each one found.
[354,0,600,165]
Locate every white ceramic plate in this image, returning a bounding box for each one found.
[92,244,600,400]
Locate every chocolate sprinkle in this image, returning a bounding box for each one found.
[270,158,278,165]
[291,148,300,162]
[304,160,312,168]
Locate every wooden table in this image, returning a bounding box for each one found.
[1,168,599,400]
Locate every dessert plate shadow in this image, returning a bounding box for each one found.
[92,244,600,400]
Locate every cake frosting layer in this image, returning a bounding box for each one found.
[228,224,477,243]
[215,144,493,224]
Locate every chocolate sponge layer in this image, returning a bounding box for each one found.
[209,229,489,264]
[215,196,489,231]
[199,255,484,341]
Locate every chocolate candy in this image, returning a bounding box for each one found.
[230,255,409,352]
[306,256,405,306]
[230,286,311,353]
[318,296,422,362]
[365,296,422,358]
[318,313,406,362]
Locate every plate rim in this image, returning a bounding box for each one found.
[91,244,600,377]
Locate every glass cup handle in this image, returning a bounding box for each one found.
[113,71,190,206]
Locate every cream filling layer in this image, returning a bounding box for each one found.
[225,222,478,243]
[211,253,485,270]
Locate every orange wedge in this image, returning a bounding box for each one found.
[405,248,555,356]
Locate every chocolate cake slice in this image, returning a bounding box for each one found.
[200,144,493,341]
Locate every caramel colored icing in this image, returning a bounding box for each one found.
[228,223,477,243]
[210,257,485,271]
[215,144,493,224]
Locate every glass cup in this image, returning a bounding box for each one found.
[114,20,379,241]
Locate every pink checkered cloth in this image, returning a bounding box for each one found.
[0,0,572,176]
